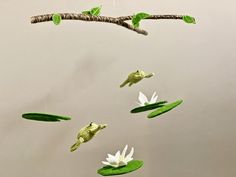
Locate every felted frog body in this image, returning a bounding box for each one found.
[70,122,107,152]
[120,70,154,87]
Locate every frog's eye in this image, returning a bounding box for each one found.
[89,122,93,126]
[136,70,139,73]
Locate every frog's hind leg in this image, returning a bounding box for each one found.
[128,82,133,87]
[70,137,84,152]
[120,78,129,88]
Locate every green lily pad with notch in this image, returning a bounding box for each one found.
[147,100,183,118]
[22,113,71,122]
[130,101,168,113]
[97,160,143,176]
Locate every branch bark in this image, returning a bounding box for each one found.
[30,13,183,35]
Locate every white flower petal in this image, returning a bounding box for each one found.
[102,161,111,166]
[150,96,158,104]
[102,146,135,168]
[119,161,128,167]
[150,92,157,103]
[136,102,143,106]
[115,151,120,160]
[106,158,117,163]
[125,147,134,162]
[108,154,114,158]
[106,154,118,163]
[138,92,148,105]
[150,92,156,100]
[121,145,128,160]
[110,164,119,168]
[124,157,133,163]
[107,154,116,160]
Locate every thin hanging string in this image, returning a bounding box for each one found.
[113,0,117,7]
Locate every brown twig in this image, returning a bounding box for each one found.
[30,13,183,35]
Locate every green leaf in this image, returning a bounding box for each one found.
[132,12,150,28]
[22,113,71,122]
[136,12,151,19]
[183,15,196,24]
[130,101,168,113]
[82,11,91,15]
[52,13,62,25]
[90,6,102,16]
[147,100,183,118]
[97,160,143,176]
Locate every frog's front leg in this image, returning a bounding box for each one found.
[99,124,107,129]
[120,78,129,88]
[88,124,107,136]
[144,73,154,78]
[70,137,84,152]
[88,129,96,136]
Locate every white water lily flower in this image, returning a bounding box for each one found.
[102,145,134,168]
[137,92,158,106]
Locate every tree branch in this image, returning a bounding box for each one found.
[30,13,184,35]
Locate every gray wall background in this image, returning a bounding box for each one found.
[0,0,235,177]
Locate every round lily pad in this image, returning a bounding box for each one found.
[130,101,168,113]
[97,160,143,176]
[147,100,183,118]
[22,113,71,122]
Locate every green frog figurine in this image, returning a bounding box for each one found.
[70,122,107,152]
[120,70,154,87]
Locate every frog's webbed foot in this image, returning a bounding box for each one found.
[144,73,154,78]
[120,78,129,88]
[70,137,84,152]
